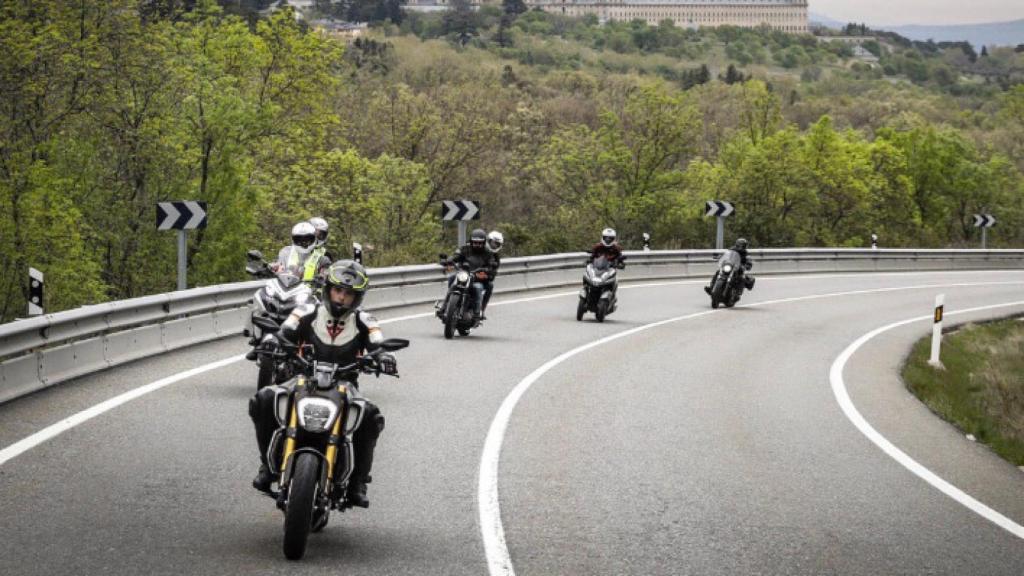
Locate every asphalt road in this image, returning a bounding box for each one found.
[1,270,1023,575]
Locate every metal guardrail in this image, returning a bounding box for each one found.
[1,248,1023,404]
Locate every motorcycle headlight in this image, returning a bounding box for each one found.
[296,397,339,433]
[456,270,470,283]
[722,264,733,273]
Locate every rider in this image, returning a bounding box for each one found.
[705,238,754,294]
[272,222,331,285]
[450,228,499,323]
[480,230,504,319]
[250,260,398,508]
[589,228,625,265]
[308,216,334,262]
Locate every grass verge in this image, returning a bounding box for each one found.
[902,317,1024,466]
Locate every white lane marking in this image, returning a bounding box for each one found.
[0,355,245,467]
[0,273,1021,476]
[830,300,1024,540]
[0,280,696,467]
[478,280,1024,576]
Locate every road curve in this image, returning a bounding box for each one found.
[1,270,1023,575]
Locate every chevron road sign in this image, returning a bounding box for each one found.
[441,200,481,246]
[156,201,208,290]
[441,200,481,221]
[705,200,735,249]
[972,214,996,228]
[705,200,735,218]
[157,201,208,230]
[973,213,996,249]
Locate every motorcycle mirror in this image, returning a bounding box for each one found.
[378,338,410,352]
[247,249,264,261]
[251,316,280,332]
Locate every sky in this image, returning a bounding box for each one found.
[810,0,1024,26]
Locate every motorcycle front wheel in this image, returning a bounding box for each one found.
[576,298,586,321]
[596,299,608,323]
[283,453,320,560]
[710,279,725,309]
[443,296,458,340]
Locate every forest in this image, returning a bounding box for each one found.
[2,0,1024,321]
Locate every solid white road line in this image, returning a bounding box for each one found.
[0,355,246,467]
[830,299,1024,541]
[0,279,702,467]
[478,280,1024,576]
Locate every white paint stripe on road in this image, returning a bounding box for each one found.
[0,355,246,467]
[830,299,1024,541]
[0,280,702,467]
[478,280,1024,576]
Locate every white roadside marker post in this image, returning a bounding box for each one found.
[929,294,945,368]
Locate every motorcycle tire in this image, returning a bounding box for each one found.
[710,279,725,309]
[576,299,586,321]
[283,453,320,561]
[443,297,458,340]
[257,356,275,391]
[596,300,608,323]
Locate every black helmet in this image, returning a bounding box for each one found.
[323,260,369,318]
[470,228,486,250]
[733,238,749,251]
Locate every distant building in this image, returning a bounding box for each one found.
[311,20,369,40]
[528,0,808,33]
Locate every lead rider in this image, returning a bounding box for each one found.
[250,260,397,508]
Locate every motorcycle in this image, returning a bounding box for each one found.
[706,250,754,309]
[435,255,488,339]
[259,333,410,560]
[577,255,624,322]
[244,250,313,390]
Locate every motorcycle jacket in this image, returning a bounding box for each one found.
[734,247,751,268]
[276,245,331,283]
[589,242,624,263]
[279,303,384,369]
[452,245,499,281]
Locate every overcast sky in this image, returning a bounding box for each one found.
[811,0,1024,26]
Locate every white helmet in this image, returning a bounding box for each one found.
[308,216,329,248]
[486,230,504,253]
[601,228,617,247]
[291,222,316,255]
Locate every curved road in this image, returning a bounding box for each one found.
[2,270,1024,575]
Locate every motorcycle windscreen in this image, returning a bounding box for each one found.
[591,256,612,272]
[718,250,741,269]
[275,246,311,281]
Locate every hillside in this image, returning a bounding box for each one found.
[2,2,1024,320]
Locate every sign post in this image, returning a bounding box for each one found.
[157,201,208,291]
[28,267,44,316]
[704,201,735,250]
[441,200,481,246]
[929,294,945,368]
[972,213,996,249]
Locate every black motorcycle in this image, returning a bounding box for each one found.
[259,334,409,560]
[577,255,624,322]
[435,256,487,339]
[706,249,754,309]
[244,250,313,390]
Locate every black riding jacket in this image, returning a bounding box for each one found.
[452,245,499,281]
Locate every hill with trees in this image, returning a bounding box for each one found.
[1,0,1023,321]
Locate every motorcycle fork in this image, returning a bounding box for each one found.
[279,378,303,481]
[324,385,347,484]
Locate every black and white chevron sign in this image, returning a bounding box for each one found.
[705,200,735,218]
[440,200,480,221]
[156,201,208,230]
[972,214,996,228]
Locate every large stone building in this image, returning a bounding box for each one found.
[528,0,808,33]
